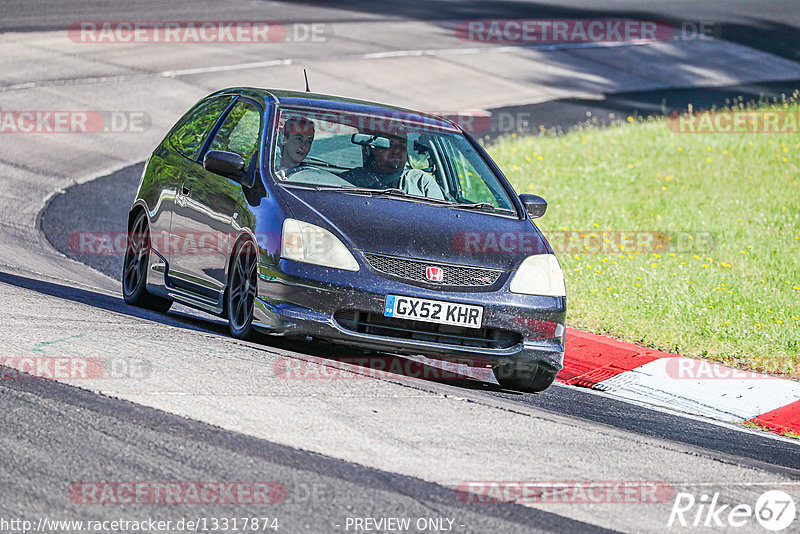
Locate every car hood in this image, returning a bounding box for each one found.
[279,187,552,270]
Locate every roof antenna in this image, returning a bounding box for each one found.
[303,69,310,92]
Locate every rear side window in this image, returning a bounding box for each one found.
[169,96,233,158]
[208,100,262,170]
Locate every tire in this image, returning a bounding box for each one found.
[122,210,173,312]
[492,362,557,393]
[226,238,258,340]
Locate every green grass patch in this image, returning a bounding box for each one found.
[489,99,800,377]
[741,420,800,440]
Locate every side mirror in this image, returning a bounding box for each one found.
[204,150,245,181]
[519,194,547,219]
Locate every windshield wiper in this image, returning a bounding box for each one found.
[451,202,516,214]
[339,187,452,204]
[282,182,343,191]
[303,156,349,170]
[451,202,498,211]
[341,187,407,196]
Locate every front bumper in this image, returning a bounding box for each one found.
[253,259,566,371]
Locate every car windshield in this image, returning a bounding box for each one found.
[271,107,516,212]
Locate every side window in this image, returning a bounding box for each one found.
[208,100,262,170]
[169,96,233,158]
[443,137,513,209]
[454,152,496,205]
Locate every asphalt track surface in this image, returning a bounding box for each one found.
[2,358,609,533]
[5,1,800,533]
[3,0,799,62]
[40,154,800,476]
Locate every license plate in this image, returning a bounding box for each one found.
[383,295,483,329]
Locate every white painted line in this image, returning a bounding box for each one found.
[0,35,708,92]
[595,358,800,422]
[160,39,690,76]
[160,59,293,78]
[361,38,701,60]
[550,381,800,445]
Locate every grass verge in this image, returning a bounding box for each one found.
[489,98,800,377]
[741,420,800,440]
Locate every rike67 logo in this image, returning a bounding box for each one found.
[668,490,796,531]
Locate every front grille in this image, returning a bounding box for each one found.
[334,310,522,350]
[364,253,502,287]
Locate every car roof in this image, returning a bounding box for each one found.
[207,87,460,132]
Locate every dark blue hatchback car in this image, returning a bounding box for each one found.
[123,88,567,392]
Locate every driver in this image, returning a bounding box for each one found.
[278,116,315,172]
[341,131,444,199]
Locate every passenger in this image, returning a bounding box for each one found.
[341,131,444,199]
[278,117,315,171]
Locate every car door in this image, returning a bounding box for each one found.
[147,94,234,266]
[167,97,263,306]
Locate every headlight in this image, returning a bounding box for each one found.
[509,254,566,296]
[281,219,359,272]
